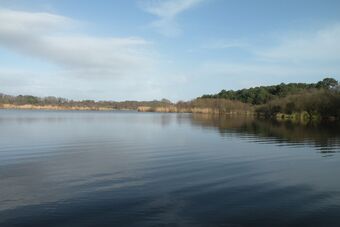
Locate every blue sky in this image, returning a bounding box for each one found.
[0,0,340,101]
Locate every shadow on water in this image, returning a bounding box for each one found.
[189,114,340,153]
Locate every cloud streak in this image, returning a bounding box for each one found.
[0,8,167,100]
[0,8,155,78]
[0,6,339,101]
[139,0,204,37]
[192,24,340,93]
[256,24,340,63]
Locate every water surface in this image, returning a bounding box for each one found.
[0,110,340,226]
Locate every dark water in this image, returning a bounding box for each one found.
[1,110,340,227]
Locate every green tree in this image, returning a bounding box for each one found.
[316,78,338,89]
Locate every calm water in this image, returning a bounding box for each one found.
[1,110,340,227]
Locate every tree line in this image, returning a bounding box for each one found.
[1,78,339,120]
[0,93,173,110]
[199,78,340,120]
[201,78,338,105]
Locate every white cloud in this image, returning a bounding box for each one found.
[1,8,339,101]
[139,0,204,37]
[0,9,155,78]
[257,24,340,63]
[200,24,340,66]
[194,23,340,92]
[189,24,340,94]
[0,8,72,33]
[0,8,169,100]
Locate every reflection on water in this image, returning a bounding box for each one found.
[0,110,340,227]
[190,114,340,153]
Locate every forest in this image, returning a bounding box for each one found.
[201,78,338,104]
[198,78,340,120]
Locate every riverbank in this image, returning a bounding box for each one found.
[138,106,340,123]
[1,104,338,123]
[0,104,114,111]
[137,105,253,115]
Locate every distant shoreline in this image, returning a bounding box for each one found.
[0,104,115,111]
[1,104,339,123]
[1,78,339,121]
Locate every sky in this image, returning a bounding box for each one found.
[0,0,340,101]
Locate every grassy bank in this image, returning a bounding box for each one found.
[0,104,114,111]
[137,98,253,115]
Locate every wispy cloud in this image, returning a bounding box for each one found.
[139,0,204,37]
[256,24,340,64]
[200,23,340,65]
[0,8,165,100]
[1,7,339,101]
[192,23,340,92]
[0,8,155,79]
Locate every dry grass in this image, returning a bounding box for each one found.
[0,104,113,111]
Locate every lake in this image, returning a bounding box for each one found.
[0,110,340,227]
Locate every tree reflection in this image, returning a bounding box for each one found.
[189,114,340,153]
